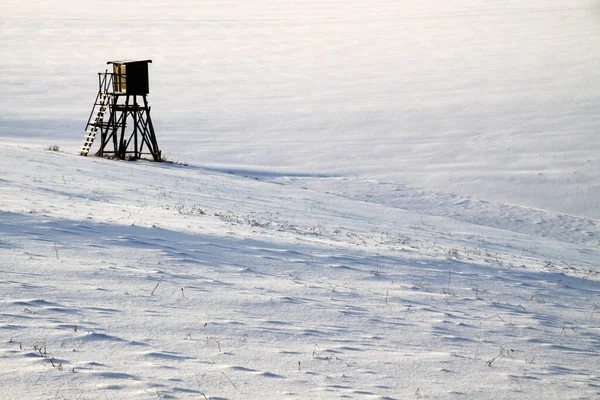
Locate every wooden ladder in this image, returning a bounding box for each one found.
[79,91,112,156]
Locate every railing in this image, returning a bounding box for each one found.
[97,71,127,94]
[84,72,115,132]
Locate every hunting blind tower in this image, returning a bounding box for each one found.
[79,60,162,161]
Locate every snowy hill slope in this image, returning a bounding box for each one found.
[1,0,600,398]
[0,145,598,399]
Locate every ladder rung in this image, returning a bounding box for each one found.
[82,89,112,156]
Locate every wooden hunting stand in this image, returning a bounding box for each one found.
[79,60,162,161]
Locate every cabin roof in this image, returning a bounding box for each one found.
[107,60,152,65]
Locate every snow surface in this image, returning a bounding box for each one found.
[1,1,600,399]
[0,145,599,399]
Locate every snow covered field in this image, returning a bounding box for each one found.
[1,146,599,399]
[1,1,599,399]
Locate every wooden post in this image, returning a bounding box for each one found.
[133,96,139,159]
